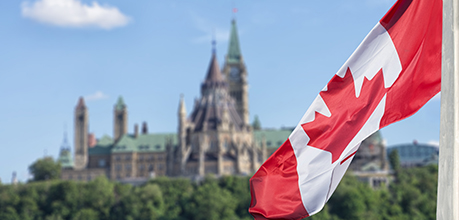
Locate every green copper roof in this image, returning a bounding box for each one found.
[87,133,177,155]
[98,135,114,145]
[112,135,136,153]
[116,96,126,111]
[89,135,113,155]
[226,19,242,64]
[254,129,292,149]
[58,149,73,168]
[110,133,177,153]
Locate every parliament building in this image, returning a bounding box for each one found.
[58,20,389,186]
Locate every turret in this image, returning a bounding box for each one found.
[113,96,128,141]
[178,95,187,174]
[58,130,73,169]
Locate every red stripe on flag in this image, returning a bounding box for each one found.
[249,139,309,220]
[340,150,357,165]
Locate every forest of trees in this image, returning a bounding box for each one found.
[0,155,437,220]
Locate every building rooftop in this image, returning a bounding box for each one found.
[387,142,439,167]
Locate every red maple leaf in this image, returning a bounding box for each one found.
[301,68,388,164]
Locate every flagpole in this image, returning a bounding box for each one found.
[437,0,459,219]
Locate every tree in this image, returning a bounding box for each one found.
[84,176,115,219]
[219,176,251,219]
[389,149,401,172]
[29,157,61,181]
[185,176,237,220]
[149,176,193,220]
[252,115,261,130]
[389,149,402,183]
[72,208,99,220]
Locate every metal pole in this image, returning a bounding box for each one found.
[437,0,459,219]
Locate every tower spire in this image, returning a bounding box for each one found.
[204,49,224,83]
[179,94,187,115]
[223,19,249,125]
[226,19,242,64]
[59,126,73,168]
[61,127,70,150]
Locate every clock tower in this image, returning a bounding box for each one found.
[223,19,249,125]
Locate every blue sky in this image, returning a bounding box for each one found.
[0,0,440,183]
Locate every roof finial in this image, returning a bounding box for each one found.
[212,30,216,54]
[61,123,70,150]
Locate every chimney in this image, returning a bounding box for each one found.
[142,122,148,134]
[88,133,97,148]
[134,124,139,138]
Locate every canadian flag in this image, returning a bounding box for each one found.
[249,0,441,219]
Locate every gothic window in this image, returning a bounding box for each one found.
[210,140,217,150]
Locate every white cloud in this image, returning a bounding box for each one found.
[21,0,131,30]
[85,91,109,101]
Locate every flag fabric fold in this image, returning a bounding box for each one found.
[249,0,441,219]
